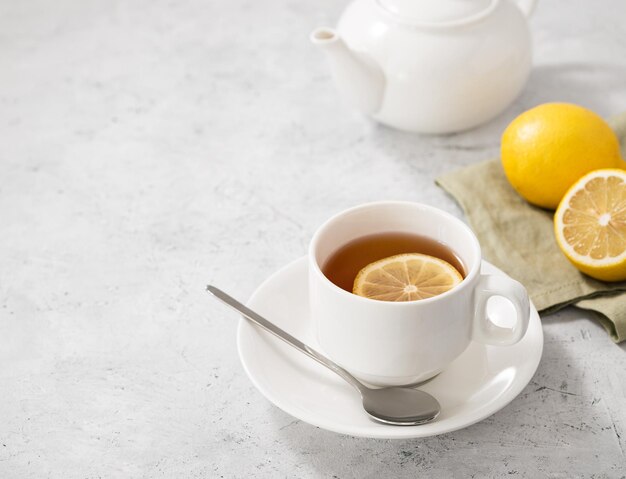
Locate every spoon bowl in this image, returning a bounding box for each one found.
[361,387,440,426]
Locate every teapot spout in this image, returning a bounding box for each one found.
[310,28,385,115]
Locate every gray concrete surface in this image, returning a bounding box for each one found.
[0,0,625,477]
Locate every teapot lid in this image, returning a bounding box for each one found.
[377,0,496,26]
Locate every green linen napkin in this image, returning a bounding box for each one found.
[436,113,626,342]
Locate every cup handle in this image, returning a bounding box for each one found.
[472,275,530,346]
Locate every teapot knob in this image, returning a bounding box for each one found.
[513,0,538,17]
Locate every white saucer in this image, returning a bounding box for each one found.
[238,257,543,439]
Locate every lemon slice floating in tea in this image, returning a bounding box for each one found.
[352,253,463,302]
[554,168,626,282]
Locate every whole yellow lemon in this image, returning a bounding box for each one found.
[501,103,625,209]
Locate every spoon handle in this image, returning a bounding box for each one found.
[207,285,366,393]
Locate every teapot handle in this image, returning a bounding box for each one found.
[513,0,538,17]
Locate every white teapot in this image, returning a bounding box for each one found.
[311,0,537,133]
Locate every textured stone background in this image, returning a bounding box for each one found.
[0,0,625,477]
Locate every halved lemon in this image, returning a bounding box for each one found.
[352,253,463,302]
[554,168,626,282]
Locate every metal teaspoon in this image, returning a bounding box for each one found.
[207,285,440,426]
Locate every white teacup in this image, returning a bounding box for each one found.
[309,201,530,387]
